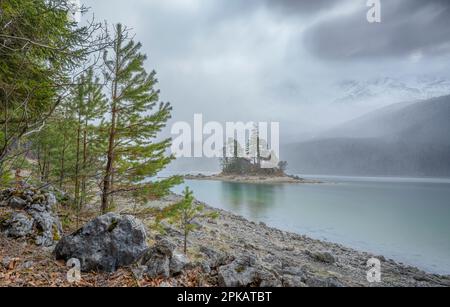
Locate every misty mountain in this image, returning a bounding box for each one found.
[335,77,450,106]
[284,95,450,177]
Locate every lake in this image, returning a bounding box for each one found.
[172,175,450,275]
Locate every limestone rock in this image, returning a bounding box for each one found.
[8,196,27,209]
[307,251,336,264]
[217,255,281,287]
[0,212,33,238]
[0,188,62,247]
[140,237,189,278]
[54,213,148,272]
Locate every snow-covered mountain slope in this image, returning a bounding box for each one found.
[335,76,450,105]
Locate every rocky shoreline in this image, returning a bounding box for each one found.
[121,193,450,287]
[183,173,322,185]
[2,186,450,287]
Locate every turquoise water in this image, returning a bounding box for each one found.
[172,176,450,275]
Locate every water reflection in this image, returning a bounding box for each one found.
[220,182,283,219]
[172,178,450,274]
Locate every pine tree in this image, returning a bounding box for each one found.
[164,187,218,254]
[80,69,107,210]
[57,108,76,189]
[71,77,85,210]
[101,24,181,214]
[69,69,107,222]
[32,110,77,186]
[0,0,107,174]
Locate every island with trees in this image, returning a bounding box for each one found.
[185,132,321,184]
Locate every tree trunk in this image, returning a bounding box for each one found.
[184,228,188,255]
[80,118,88,208]
[1,99,8,165]
[101,33,120,214]
[59,129,67,189]
[101,104,116,214]
[256,135,261,167]
[109,168,115,210]
[74,115,81,226]
[45,148,50,182]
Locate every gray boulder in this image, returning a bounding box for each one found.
[0,188,61,247]
[281,265,306,277]
[170,252,189,275]
[217,255,282,287]
[144,254,171,278]
[29,209,62,246]
[140,237,189,278]
[1,212,33,238]
[8,196,27,209]
[282,274,307,287]
[54,213,148,272]
[46,192,57,208]
[199,245,230,268]
[304,275,344,287]
[307,250,336,264]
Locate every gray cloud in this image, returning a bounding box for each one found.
[262,0,344,15]
[215,0,343,16]
[82,0,450,142]
[304,0,450,59]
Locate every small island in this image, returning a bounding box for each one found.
[184,173,322,185]
[185,137,321,184]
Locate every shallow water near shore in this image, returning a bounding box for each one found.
[171,175,450,275]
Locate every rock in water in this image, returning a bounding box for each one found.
[54,213,148,272]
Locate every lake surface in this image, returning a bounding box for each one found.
[172,175,450,275]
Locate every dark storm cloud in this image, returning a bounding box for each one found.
[215,0,343,17]
[303,0,450,59]
[262,0,344,15]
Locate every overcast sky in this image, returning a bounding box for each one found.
[82,0,450,141]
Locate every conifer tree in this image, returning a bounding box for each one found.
[32,102,77,189]
[70,69,107,212]
[164,187,218,254]
[0,0,107,174]
[80,69,107,209]
[101,24,181,214]
[56,108,77,189]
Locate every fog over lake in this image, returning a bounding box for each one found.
[172,176,450,274]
